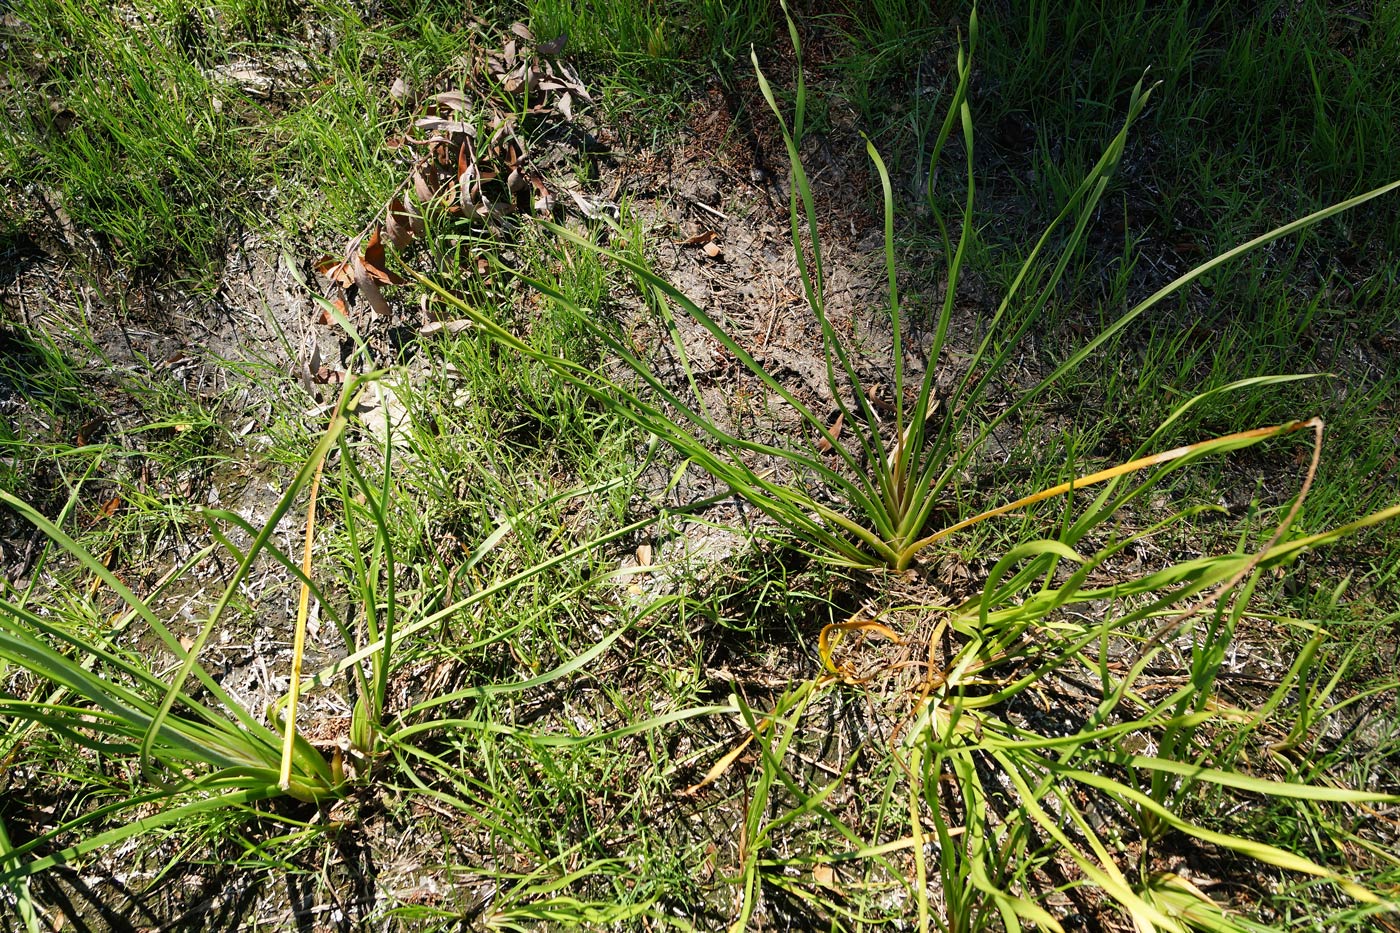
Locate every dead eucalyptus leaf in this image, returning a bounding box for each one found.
[389,75,410,103]
[433,90,469,112]
[384,197,415,250]
[419,320,474,337]
[352,256,392,318]
[361,228,404,284]
[556,91,573,121]
[817,412,845,453]
[529,175,554,215]
[415,117,476,136]
[509,22,533,42]
[412,167,436,205]
[316,255,356,288]
[680,230,716,246]
[537,32,567,56]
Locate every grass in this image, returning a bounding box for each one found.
[2,0,1399,930]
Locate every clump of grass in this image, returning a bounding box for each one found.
[407,3,1400,926]
[420,9,1399,572]
[0,0,256,267]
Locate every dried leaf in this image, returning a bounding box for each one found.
[556,91,573,121]
[415,117,476,136]
[316,255,356,288]
[419,320,474,336]
[352,256,392,318]
[503,39,517,69]
[701,240,722,259]
[537,32,567,56]
[510,22,534,41]
[385,197,415,250]
[316,297,348,326]
[389,75,410,103]
[361,227,406,285]
[635,543,653,567]
[433,90,469,112]
[680,230,715,246]
[529,175,554,216]
[412,167,436,205]
[817,412,844,453]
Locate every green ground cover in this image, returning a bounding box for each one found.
[1,0,1398,929]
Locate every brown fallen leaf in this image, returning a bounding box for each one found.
[529,174,554,215]
[362,226,406,285]
[701,240,722,259]
[384,197,416,250]
[679,230,715,246]
[419,320,474,336]
[352,255,392,318]
[389,75,410,103]
[433,90,469,112]
[316,297,348,326]
[817,412,844,453]
[316,255,356,288]
[538,32,567,56]
[509,22,533,42]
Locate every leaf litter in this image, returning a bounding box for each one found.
[311,23,595,374]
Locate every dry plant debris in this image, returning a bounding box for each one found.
[313,24,590,342]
